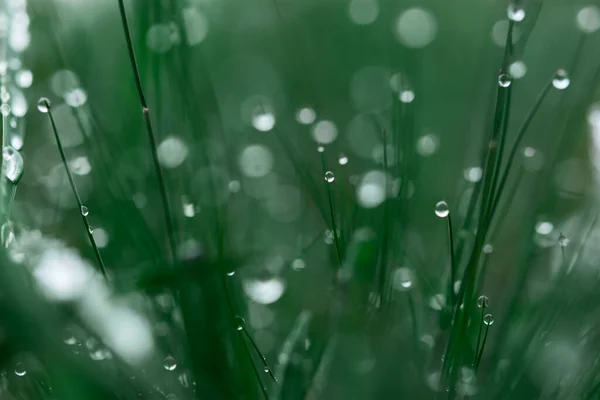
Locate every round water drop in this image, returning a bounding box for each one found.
[498,73,512,87]
[577,6,600,34]
[88,226,94,234]
[483,244,494,254]
[251,109,276,132]
[227,271,235,276]
[157,136,188,169]
[507,4,526,22]
[0,103,10,116]
[399,90,415,103]
[37,97,50,113]
[15,69,33,88]
[296,108,316,125]
[558,233,569,247]
[81,205,89,216]
[312,120,338,144]
[317,146,325,153]
[264,367,270,373]
[235,316,246,331]
[14,362,26,376]
[324,171,335,182]
[552,69,570,90]
[392,267,414,291]
[477,295,489,308]
[483,313,494,326]
[435,201,449,218]
[291,258,306,270]
[338,154,349,165]
[3,146,24,184]
[164,355,177,371]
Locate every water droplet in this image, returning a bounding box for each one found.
[552,69,570,90]
[435,201,449,218]
[498,73,512,87]
[64,335,78,345]
[325,171,335,183]
[3,146,24,184]
[227,270,235,276]
[483,244,494,254]
[81,205,89,216]
[14,362,26,376]
[264,367,270,373]
[164,355,177,371]
[317,146,325,153]
[507,4,526,22]
[483,313,494,326]
[1,221,15,249]
[37,97,50,113]
[399,90,415,103]
[88,226,94,234]
[235,316,246,331]
[291,258,306,270]
[0,103,10,116]
[558,233,569,247]
[338,154,349,165]
[477,295,489,308]
[392,267,414,290]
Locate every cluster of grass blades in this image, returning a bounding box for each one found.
[1,0,600,399]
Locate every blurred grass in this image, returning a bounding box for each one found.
[1,0,600,399]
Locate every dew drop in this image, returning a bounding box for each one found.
[88,226,94,234]
[477,295,489,308]
[2,146,24,184]
[552,69,570,90]
[264,367,270,373]
[0,103,10,116]
[435,201,449,218]
[483,313,494,326]
[558,233,569,247]
[483,244,494,254]
[235,316,246,331]
[338,154,349,165]
[81,205,89,217]
[227,271,235,276]
[164,355,177,371]
[507,4,526,22]
[37,97,50,113]
[324,171,335,183]
[498,73,512,88]
[14,362,26,376]
[317,146,325,153]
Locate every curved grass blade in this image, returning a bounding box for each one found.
[41,100,108,280]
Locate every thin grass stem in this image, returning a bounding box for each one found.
[447,214,457,305]
[116,0,177,263]
[43,101,108,280]
[320,152,343,268]
[238,327,270,399]
[241,327,278,385]
[474,324,490,370]
[472,305,486,367]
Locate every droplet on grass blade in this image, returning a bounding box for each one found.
[392,267,414,291]
[324,171,335,182]
[552,69,570,90]
[498,73,512,87]
[477,295,489,308]
[558,233,569,247]
[3,146,24,184]
[507,4,526,22]
[14,362,26,376]
[338,154,349,165]
[435,201,449,218]
[235,316,246,331]
[164,355,177,371]
[0,103,10,116]
[37,97,50,113]
[484,314,494,326]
